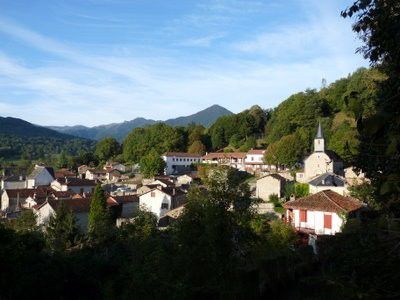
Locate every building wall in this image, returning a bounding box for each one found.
[162,155,202,175]
[27,169,54,188]
[289,209,343,235]
[304,152,335,181]
[244,154,264,164]
[68,185,95,194]
[177,175,192,185]
[36,203,55,226]
[256,176,284,201]
[139,189,172,218]
[121,202,139,218]
[1,181,27,190]
[1,192,10,211]
[309,185,348,196]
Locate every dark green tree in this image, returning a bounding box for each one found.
[139,149,166,178]
[88,184,112,242]
[46,200,80,251]
[95,137,121,162]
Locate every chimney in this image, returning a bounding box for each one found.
[19,175,23,181]
[172,188,176,196]
[65,176,68,184]
[157,185,162,190]
[290,194,296,201]
[33,192,37,200]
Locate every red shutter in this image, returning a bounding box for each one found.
[324,214,332,229]
[300,210,307,222]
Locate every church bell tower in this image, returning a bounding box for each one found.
[314,121,325,152]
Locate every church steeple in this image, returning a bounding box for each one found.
[314,121,325,152]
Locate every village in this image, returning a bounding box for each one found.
[0,123,369,252]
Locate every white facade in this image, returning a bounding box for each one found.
[309,185,348,196]
[162,153,202,175]
[176,174,193,186]
[288,209,343,235]
[27,167,55,188]
[139,188,173,218]
[1,178,27,190]
[51,179,95,194]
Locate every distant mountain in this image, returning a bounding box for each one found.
[0,116,78,139]
[49,104,232,141]
[0,117,94,161]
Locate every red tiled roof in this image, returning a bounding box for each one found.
[163,152,202,158]
[202,152,246,159]
[247,149,265,155]
[4,189,35,198]
[283,190,363,214]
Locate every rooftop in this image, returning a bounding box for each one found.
[284,190,363,214]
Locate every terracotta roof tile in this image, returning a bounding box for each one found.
[283,190,363,214]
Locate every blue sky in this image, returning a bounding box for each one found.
[0,0,367,126]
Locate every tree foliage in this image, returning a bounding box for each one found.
[88,185,112,242]
[139,149,166,178]
[46,201,80,252]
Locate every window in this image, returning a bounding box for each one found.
[251,157,254,161]
[324,214,332,229]
[300,210,307,222]
[172,158,175,161]
[151,192,156,197]
[80,188,84,194]
[161,203,168,209]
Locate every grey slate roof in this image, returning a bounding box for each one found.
[315,121,324,139]
[27,166,55,179]
[308,173,345,187]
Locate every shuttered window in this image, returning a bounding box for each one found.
[324,214,332,229]
[300,210,307,222]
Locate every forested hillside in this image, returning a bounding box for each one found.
[119,67,385,168]
[0,117,94,161]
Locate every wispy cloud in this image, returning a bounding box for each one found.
[0,1,366,126]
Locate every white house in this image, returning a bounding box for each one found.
[162,152,202,175]
[104,162,127,173]
[34,198,92,230]
[176,174,193,186]
[308,173,348,195]
[85,169,107,181]
[202,152,247,171]
[284,190,363,236]
[244,149,272,173]
[256,174,287,201]
[1,189,35,212]
[51,177,96,194]
[296,123,344,183]
[108,195,139,218]
[26,165,55,188]
[139,187,186,218]
[1,175,27,190]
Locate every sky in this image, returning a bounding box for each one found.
[0,0,367,127]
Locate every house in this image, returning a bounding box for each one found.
[308,173,348,195]
[54,168,76,179]
[51,177,96,194]
[34,198,92,230]
[176,174,193,186]
[139,186,186,218]
[108,195,139,218]
[296,123,343,183]
[85,169,107,181]
[256,174,287,201]
[344,167,369,186]
[106,169,123,182]
[244,149,272,173]
[104,161,127,173]
[1,175,27,190]
[158,204,186,227]
[26,165,55,188]
[23,189,75,209]
[78,165,89,178]
[161,152,203,175]
[1,188,35,212]
[202,152,247,171]
[283,190,363,236]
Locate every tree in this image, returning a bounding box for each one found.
[139,149,166,178]
[95,137,121,162]
[88,184,112,242]
[7,210,37,233]
[46,200,80,251]
[56,151,69,169]
[188,140,206,155]
[343,0,400,210]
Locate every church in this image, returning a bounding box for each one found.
[296,122,344,183]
